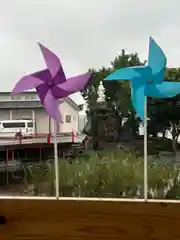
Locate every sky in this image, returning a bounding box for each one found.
[0,0,179,106]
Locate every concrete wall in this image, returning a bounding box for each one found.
[35,109,49,133]
[56,100,79,133]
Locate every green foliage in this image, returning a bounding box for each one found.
[82,50,144,115]
[147,68,180,153]
[20,162,54,196]
[82,50,144,141]
[22,151,180,199]
[81,68,101,110]
[22,162,54,184]
[83,48,180,146]
[165,68,180,82]
[148,95,180,153]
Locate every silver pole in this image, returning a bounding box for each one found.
[144,96,148,201]
[32,110,36,133]
[53,120,59,199]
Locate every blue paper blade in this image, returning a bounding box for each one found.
[145,82,180,98]
[148,37,167,84]
[104,67,139,81]
[104,66,150,82]
[131,80,145,120]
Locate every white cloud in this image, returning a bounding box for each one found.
[0,0,179,103]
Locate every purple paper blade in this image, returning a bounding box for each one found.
[58,72,92,96]
[12,76,43,95]
[39,43,66,82]
[51,85,70,100]
[12,41,92,122]
[44,89,61,122]
[36,83,49,104]
[32,69,52,83]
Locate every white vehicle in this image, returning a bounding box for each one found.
[0,120,35,137]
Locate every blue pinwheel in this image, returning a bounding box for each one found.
[104,37,180,120]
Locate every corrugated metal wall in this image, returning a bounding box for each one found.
[12,109,33,119]
[35,109,49,133]
[0,110,11,120]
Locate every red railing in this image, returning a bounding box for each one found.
[3,130,80,162]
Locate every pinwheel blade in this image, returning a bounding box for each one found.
[12,76,44,96]
[131,80,146,120]
[36,83,50,104]
[148,37,166,84]
[104,66,150,81]
[36,82,68,103]
[51,85,69,100]
[44,89,61,122]
[32,69,51,83]
[38,43,66,81]
[57,72,92,96]
[146,82,180,98]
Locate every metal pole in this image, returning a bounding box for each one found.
[53,120,59,199]
[32,110,36,133]
[144,96,148,201]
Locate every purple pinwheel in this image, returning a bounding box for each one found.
[12,43,92,122]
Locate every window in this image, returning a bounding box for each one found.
[11,96,21,100]
[66,115,72,123]
[25,96,37,100]
[27,122,33,128]
[3,122,25,128]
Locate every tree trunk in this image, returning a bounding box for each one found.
[171,124,177,156]
[172,137,177,156]
[162,130,166,139]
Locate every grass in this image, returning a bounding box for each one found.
[20,149,180,199]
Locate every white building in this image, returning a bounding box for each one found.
[78,113,87,132]
[0,91,81,134]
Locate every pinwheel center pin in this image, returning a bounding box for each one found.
[148,80,153,84]
[47,80,54,87]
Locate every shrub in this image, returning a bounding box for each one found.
[22,150,180,199]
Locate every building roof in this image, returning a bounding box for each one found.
[65,97,81,111]
[0,91,81,111]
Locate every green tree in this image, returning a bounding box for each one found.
[82,50,144,114]
[81,68,100,110]
[104,50,144,115]
[148,96,180,154]
[148,67,180,154]
[165,68,180,82]
[82,50,145,140]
